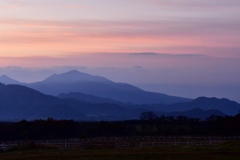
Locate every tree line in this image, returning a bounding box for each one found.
[0,113,240,141]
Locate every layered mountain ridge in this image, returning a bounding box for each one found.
[0,70,239,121]
[3,70,191,104]
[0,82,229,121]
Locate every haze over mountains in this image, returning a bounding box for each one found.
[1,70,191,105]
[0,70,239,121]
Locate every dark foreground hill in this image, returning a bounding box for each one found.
[0,83,130,121]
[0,83,228,121]
[0,83,136,121]
[0,83,85,121]
[0,70,191,104]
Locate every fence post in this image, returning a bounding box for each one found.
[64,140,67,149]
[2,143,5,151]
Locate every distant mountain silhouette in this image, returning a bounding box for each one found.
[1,70,239,121]
[150,97,240,115]
[42,70,113,83]
[0,75,21,85]
[22,70,191,104]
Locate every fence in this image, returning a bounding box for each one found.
[1,136,239,150]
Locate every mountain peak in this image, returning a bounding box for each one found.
[43,70,113,84]
[0,75,11,79]
[66,70,80,74]
[0,75,21,85]
[24,70,191,104]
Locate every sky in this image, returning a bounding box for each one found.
[0,0,240,102]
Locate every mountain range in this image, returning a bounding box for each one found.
[0,83,131,121]
[0,70,191,104]
[0,70,239,121]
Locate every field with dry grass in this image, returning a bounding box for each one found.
[0,140,240,160]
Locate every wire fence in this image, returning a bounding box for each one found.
[1,136,239,150]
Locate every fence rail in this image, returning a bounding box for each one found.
[1,136,239,150]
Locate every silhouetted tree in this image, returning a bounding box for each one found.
[139,112,158,121]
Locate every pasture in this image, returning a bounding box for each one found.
[0,140,239,160]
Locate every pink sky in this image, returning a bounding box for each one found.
[1,0,239,61]
[0,0,240,101]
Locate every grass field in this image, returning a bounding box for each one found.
[0,140,240,160]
